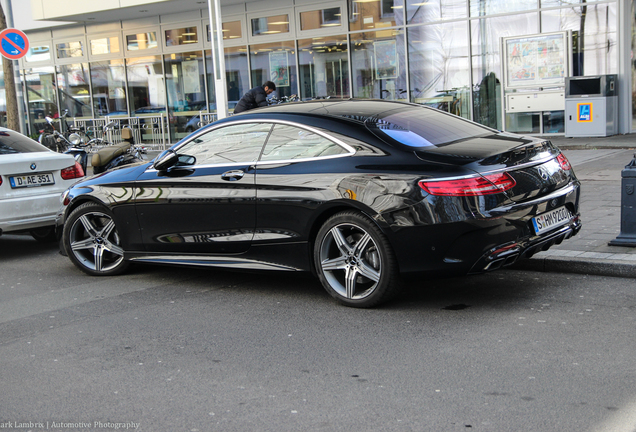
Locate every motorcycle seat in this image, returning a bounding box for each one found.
[91,143,132,168]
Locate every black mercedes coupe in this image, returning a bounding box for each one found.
[58,100,581,307]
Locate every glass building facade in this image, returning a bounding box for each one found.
[11,0,626,142]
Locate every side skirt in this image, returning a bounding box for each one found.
[128,254,304,271]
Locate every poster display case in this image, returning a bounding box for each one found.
[502,32,569,90]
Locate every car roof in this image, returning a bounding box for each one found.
[233,99,421,124]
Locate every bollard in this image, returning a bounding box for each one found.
[609,154,636,246]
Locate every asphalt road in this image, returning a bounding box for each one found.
[1,234,635,432]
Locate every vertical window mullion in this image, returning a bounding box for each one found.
[347,33,354,98]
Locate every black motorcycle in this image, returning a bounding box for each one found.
[90,125,146,174]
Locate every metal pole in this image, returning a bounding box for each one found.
[207,0,228,119]
[617,0,631,134]
[4,0,26,135]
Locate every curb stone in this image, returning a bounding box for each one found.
[511,256,636,278]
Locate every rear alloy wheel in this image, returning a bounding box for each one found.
[314,211,400,308]
[63,202,129,276]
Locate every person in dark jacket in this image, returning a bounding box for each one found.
[233,81,276,114]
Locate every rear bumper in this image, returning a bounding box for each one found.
[0,192,61,233]
[467,182,582,273]
[382,181,581,276]
[468,217,582,273]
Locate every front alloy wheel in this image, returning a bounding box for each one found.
[63,203,129,276]
[314,211,400,308]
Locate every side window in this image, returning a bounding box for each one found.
[260,124,348,161]
[177,123,272,165]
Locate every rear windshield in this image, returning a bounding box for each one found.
[366,105,495,149]
[0,131,49,155]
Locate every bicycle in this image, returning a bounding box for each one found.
[267,94,299,105]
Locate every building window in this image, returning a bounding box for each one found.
[126,56,166,144]
[471,0,537,17]
[90,37,120,56]
[218,46,249,110]
[25,67,58,134]
[165,51,207,141]
[223,21,243,40]
[348,0,404,32]
[251,15,290,36]
[126,32,158,51]
[90,59,127,117]
[56,41,84,59]
[57,63,92,118]
[408,21,470,118]
[541,3,617,77]
[350,30,407,100]
[298,35,349,99]
[250,42,298,99]
[406,0,467,23]
[300,7,342,31]
[165,27,199,47]
[25,45,51,63]
[471,12,538,130]
[207,21,242,43]
[126,56,166,116]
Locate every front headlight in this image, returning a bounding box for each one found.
[68,133,81,145]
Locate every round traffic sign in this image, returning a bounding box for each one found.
[0,28,30,60]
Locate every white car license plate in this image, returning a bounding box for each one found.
[9,173,55,188]
[531,206,573,235]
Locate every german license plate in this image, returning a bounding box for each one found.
[9,173,55,188]
[531,206,573,235]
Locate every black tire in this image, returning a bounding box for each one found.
[314,211,401,308]
[63,202,129,276]
[30,226,57,243]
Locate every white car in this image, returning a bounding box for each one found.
[0,128,84,242]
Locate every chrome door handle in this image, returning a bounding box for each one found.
[221,170,245,181]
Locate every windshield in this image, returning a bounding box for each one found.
[366,106,495,149]
[0,130,50,155]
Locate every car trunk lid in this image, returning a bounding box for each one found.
[0,152,75,176]
[413,136,574,204]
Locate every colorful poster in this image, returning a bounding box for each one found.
[374,40,398,80]
[504,33,566,89]
[269,51,289,87]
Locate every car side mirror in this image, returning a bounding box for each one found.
[153,150,179,171]
[176,155,196,166]
[103,120,117,132]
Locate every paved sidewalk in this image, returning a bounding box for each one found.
[512,133,636,278]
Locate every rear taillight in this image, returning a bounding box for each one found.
[557,153,571,171]
[419,172,516,197]
[61,161,85,180]
[0,176,3,186]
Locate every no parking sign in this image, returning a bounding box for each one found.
[0,28,29,60]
